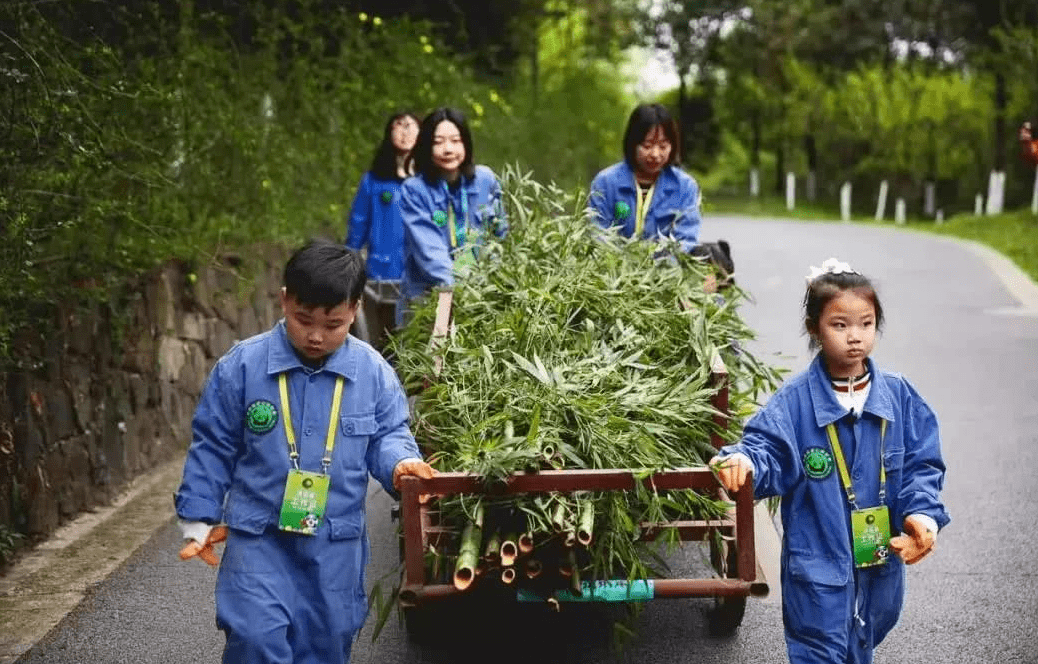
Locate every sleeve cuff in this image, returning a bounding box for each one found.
[907,513,939,536]
[178,520,214,545]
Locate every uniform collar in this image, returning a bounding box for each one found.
[616,161,678,196]
[266,320,358,380]
[808,354,895,426]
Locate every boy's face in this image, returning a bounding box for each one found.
[280,289,358,361]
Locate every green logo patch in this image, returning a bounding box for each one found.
[246,400,278,434]
[380,190,394,204]
[803,447,834,479]
[614,201,631,220]
[432,210,448,226]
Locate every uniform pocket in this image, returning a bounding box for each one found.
[338,413,378,469]
[786,549,850,586]
[883,447,905,471]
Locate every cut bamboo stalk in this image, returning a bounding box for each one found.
[564,531,576,548]
[568,549,582,596]
[518,531,534,555]
[483,529,502,565]
[500,531,518,566]
[453,510,484,591]
[577,498,594,546]
[500,567,517,585]
[551,502,567,533]
[525,558,543,579]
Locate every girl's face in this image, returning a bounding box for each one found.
[634,124,672,181]
[391,116,419,153]
[815,290,877,378]
[431,120,465,179]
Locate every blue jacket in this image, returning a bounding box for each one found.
[720,354,949,663]
[588,161,702,251]
[174,320,419,534]
[398,164,506,304]
[345,172,405,281]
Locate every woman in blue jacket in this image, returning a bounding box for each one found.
[397,107,506,325]
[588,103,701,252]
[345,111,419,349]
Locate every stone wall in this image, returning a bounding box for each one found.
[0,246,289,540]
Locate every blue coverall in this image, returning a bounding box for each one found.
[719,355,949,664]
[397,165,506,324]
[346,172,405,281]
[587,161,702,251]
[174,321,421,664]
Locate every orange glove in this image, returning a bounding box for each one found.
[710,454,753,493]
[392,458,435,490]
[889,515,935,565]
[179,525,228,567]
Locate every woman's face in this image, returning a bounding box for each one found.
[390,115,419,153]
[431,120,466,178]
[634,124,672,181]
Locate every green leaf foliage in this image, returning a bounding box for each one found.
[389,168,782,593]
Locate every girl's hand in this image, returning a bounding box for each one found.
[179,526,228,567]
[889,515,936,564]
[710,454,752,493]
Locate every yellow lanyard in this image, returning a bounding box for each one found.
[634,182,656,238]
[825,419,887,510]
[278,372,344,472]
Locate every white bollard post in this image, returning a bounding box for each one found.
[924,181,935,217]
[1031,168,1038,215]
[935,209,944,225]
[895,198,906,224]
[985,170,1006,215]
[807,172,817,202]
[786,172,796,211]
[875,180,888,221]
[975,194,984,216]
[750,168,760,198]
[995,171,1006,214]
[840,182,852,221]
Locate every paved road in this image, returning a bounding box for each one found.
[8,215,1038,663]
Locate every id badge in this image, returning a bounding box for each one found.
[851,505,891,568]
[278,469,330,536]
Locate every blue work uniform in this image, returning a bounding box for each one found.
[719,355,949,664]
[174,321,421,664]
[346,172,405,281]
[588,161,702,251]
[398,165,506,324]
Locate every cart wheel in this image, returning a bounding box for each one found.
[707,536,747,637]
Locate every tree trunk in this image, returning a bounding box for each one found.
[994,71,1007,171]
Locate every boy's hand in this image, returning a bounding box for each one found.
[709,454,752,493]
[179,525,228,567]
[889,515,935,565]
[393,458,435,491]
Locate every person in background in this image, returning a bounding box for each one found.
[175,239,434,664]
[1018,121,1038,166]
[397,106,506,325]
[345,111,420,350]
[710,258,949,664]
[588,103,702,252]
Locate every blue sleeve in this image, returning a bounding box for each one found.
[719,395,803,500]
[345,173,371,250]
[174,358,243,523]
[488,173,508,238]
[897,384,951,530]
[367,359,423,496]
[672,175,702,251]
[400,180,454,287]
[587,170,612,229]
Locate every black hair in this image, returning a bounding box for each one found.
[410,107,475,184]
[369,111,420,180]
[803,270,884,350]
[283,238,366,309]
[622,103,682,170]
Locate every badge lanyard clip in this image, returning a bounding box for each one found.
[278,372,345,473]
[825,419,888,510]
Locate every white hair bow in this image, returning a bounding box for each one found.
[805,257,857,284]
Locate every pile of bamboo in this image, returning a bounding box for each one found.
[391,170,782,599]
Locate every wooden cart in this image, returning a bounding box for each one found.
[395,291,769,640]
